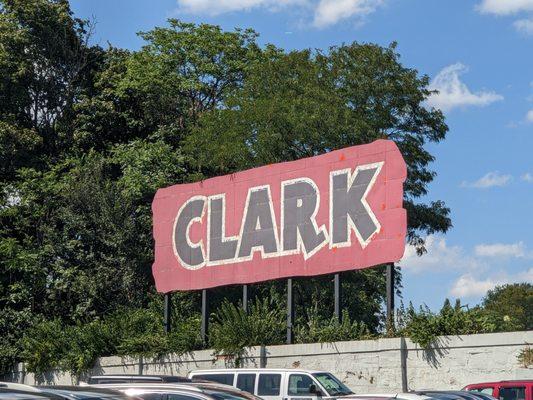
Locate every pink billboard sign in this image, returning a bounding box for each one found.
[152,139,407,292]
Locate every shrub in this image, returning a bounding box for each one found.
[210,298,285,362]
[295,309,372,343]
[517,346,532,368]
[21,319,68,375]
[60,320,117,377]
[397,299,498,349]
[20,308,202,377]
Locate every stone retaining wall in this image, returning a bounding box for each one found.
[7,331,532,392]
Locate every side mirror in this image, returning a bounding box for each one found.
[309,384,323,397]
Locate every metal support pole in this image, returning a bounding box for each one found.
[286,278,294,344]
[201,289,209,344]
[242,284,249,313]
[386,263,395,330]
[164,292,172,334]
[334,273,341,321]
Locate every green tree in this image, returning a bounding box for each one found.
[185,44,451,252]
[0,8,453,374]
[483,283,533,331]
[0,0,103,158]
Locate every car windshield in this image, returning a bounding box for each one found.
[312,373,353,396]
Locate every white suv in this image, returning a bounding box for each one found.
[188,369,354,400]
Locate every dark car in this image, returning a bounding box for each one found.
[414,391,499,400]
[87,376,191,385]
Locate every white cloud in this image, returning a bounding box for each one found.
[401,234,533,303]
[461,171,512,188]
[450,268,533,298]
[514,18,533,34]
[450,274,498,298]
[477,0,533,15]
[399,235,481,274]
[474,242,526,257]
[526,109,533,123]
[175,0,306,15]
[175,0,384,26]
[522,172,533,182]
[477,1,533,35]
[426,63,503,112]
[313,0,384,28]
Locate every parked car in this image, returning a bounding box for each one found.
[179,381,264,400]
[188,369,354,400]
[412,391,498,400]
[87,376,191,385]
[89,383,263,400]
[0,387,65,400]
[344,393,432,400]
[464,381,533,400]
[36,386,139,399]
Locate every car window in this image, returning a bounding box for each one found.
[138,394,166,400]
[206,391,250,400]
[168,395,203,400]
[499,387,526,400]
[470,389,494,395]
[288,374,314,396]
[312,373,353,396]
[194,374,235,386]
[258,374,281,396]
[237,374,256,394]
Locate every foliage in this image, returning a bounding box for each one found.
[397,299,498,349]
[185,43,451,253]
[295,309,373,344]
[20,308,201,378]
[210,298,285,362]
[482,283,533,331]
[0,0,459,376]
[517,346,533,368]
[21,319,69,375]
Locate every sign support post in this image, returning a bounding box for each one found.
[334,273,341,321]
[243,284,249,313]
[386,263,395,331]
[286,278,294,344]
[201,289,209,344]
[164,292,172,334]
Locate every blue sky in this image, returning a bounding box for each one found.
[70,0,533,310]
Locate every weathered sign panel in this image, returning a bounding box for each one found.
[152,139,407,292]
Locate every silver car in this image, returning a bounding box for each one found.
[89,382,264,400]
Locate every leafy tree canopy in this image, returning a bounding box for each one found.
[483,283,533,331]
[0,0,461,376]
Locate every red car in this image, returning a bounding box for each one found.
[464,381,533,400]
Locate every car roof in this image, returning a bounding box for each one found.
[91,385,213,399]
[87,375,190,383]
[412,393,461,399]
[90,382,262,400]
[342,397,394,400]
[347,393,432,400]
[415,391,486,399]
[91,384,205,391]
[465,381,533,386]
[37,386,133,399]
[91,383,249,394]
[0,388,65,400]
[190,368,328,374]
